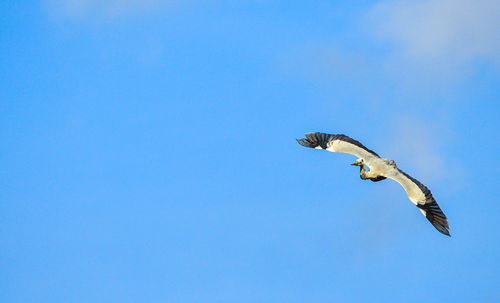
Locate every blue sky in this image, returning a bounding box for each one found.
[1,1,500,302]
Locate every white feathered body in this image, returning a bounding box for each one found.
[325,140,423,204]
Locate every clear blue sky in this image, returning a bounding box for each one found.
[2,1,500,302]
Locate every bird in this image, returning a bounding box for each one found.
[297,132,450,236]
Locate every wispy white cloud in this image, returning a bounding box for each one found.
[281,0,500,104]
[368,0,500,66]
[384,115,465,192]
[387,116,446,181]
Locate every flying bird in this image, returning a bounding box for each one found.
[297,132,450,236]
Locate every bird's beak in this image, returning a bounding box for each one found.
[350,162,358,166]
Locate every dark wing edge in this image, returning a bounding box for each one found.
[296,132,381,157]
[399,170,451,236]
[417,201,451,236]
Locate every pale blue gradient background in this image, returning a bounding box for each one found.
[2,1,500,302]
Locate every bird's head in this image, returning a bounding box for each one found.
[350,159,364,166]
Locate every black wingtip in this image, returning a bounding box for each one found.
[297,133,321,149]
[437,226,451,237]
[427,213,451,237]
[297,132,331,149]
[434,225,451,238]
[416,201,450,237]
[297,138,315,148]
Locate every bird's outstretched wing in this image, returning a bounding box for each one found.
[297,132,381,164]
[383,168,451,236]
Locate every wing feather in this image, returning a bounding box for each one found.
[297,132,380,165]
[383,168,450,236]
